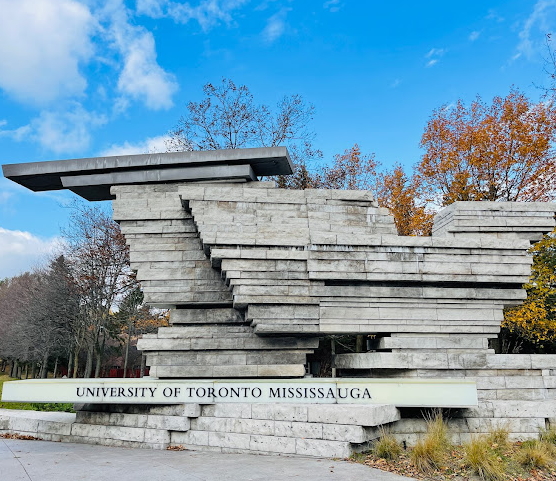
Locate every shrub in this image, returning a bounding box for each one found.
[517,439,555,469]
[540,424,556,445]
[426,411,450,449]
[463,437,506,481]
[373,430,403,460]
[410,412,450,473]
[485,425,510,451]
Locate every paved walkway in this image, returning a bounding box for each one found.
[0,438,416,481]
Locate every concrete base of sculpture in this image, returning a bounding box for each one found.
[1,396,554,457]
[0,403,401,457]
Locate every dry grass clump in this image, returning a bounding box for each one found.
[372,429,403,460]
[484,425,511,451]
[463,437,506,481]
[411,436,445,473]
[539,424,556,445]
[410,412,450,473]
[356,421,556,481]
[517,439,556,469]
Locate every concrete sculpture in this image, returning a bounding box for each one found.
[2,147,556,456]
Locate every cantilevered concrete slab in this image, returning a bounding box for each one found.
[2,147,292,201]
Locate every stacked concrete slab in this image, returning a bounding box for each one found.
[113,183,548,376]
[112,183,319,378]
[110,180,556,446]
[0,404,401,457]
[4,147,556,453]
[432,201,556,241]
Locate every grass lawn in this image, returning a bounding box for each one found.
[0,374,74,412]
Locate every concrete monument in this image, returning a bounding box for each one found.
[2,147,556,456]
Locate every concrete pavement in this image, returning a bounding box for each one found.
[0,438,416,481]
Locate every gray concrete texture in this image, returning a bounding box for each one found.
[117,182,556,382]
[5,148,556,453]
[2,146,293,201]
[0,438,416,481]
[0,405,401,458]
[109,180,556,449]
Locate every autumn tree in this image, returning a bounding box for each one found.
[375,164,434,236]
[502,230,556,351]
[0,257,78,379]
[418,88,556,206]
[0,272,42,378]
[63,203,137,378]
[166,78,322,188]
[32,256,79,378]
[114,287,167,378]
[311,144,377,190]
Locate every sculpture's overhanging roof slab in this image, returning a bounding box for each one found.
[2,147,293,201]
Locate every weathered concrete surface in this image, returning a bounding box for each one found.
[0,404,401,457]
[4,147,556,448]
[2,146,292,200]
[0,438,417,481]
[115,182,555,380]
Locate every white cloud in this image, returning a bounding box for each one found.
[137,0,248,30]
[516,0,556,59]
[103,0,178,110]
[486,9,505,23]
[0,191,13,204]
[424,48,446,67]
[0,0,258,154]
[136,0,166,17]
[116,31,178,109]
[426,48,446,58]
[323,0,342,13]
[0,121,32,142]
[0,104,106,154]
[0,228,62,278]
[99,134,171,156]
[0,0,96,106]
[31,104,107,154]
[0,0,179,114]
[469,30,481,41]
[262,8,290,43]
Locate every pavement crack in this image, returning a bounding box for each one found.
[2,439,33,480]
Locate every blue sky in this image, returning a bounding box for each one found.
[1,0,555,277]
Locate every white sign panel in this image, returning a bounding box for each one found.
[1,378,477,407]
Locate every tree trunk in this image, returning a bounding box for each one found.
[40,351,49,378]
[331,337,337,378]
[10,360,16,378]
[94,330,106,379]
[94,346,102,378]
[67,352,73,378]
[140,354,146,378]
[123,318,133,379]
[84,344,94,378]
[72,345,81,378]
[53,357,59,378]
